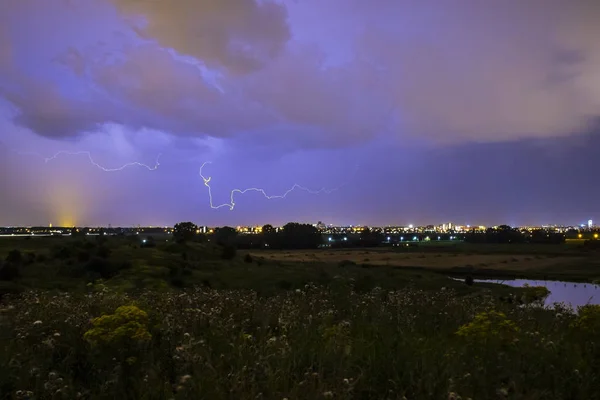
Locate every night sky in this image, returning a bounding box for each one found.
[1,0,599,228]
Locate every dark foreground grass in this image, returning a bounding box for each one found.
[1,285,599,399]
[2,238,600,398]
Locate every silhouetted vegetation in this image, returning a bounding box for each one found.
[464,226,566,244]
[173,222,198,243]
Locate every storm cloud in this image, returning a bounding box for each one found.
[2,0,600,146]
[1,0,600,226]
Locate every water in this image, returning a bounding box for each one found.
[475,279,600,308]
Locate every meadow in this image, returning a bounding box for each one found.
[1,236,600,399]
[254,243,600,283]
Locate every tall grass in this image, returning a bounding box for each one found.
[1,282,599,399]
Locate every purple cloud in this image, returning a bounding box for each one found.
[1,0,600,227]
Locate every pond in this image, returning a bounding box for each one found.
[475,279,600,308]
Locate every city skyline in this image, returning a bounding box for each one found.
[2,1,600,227]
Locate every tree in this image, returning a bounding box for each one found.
[278,222,322,249]
[360,227,383,247]
[213,226,238,246]
[262,224,275,234]
[173,222,198,243]
[262,224,276,247]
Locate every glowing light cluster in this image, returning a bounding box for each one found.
[199,161,342,211]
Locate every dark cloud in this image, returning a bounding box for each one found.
[110,0,291,74]
[1,0,600,148]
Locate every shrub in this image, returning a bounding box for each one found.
[85,257,117,279]
[84,305,151,347]
[465,275,474,286]
[244,253,253,263]
[53,246,71,260]
[456,310,519,343]
[5,250,22,264]
[96,246,111,259]
[221,245,237,260]
[338,259,357,268]
[0,261,20,281]
[521,284,550,304]
[77,250,92,263]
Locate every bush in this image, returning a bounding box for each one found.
[244,253,253,263]
[221,245,237,260]
[338,259,357,268]
[0,261,20,281]
[85,257,117,279]
[96,246,111,259]
[77,251,92,263]
[5,250,22,264]
[53,246,71,260]
[465,275,474,286]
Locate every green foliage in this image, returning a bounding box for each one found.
[456,310,520,343]
[84,305,152,346]
[571,304,600,335]
[1,287,599,399]
[521,284,551,304]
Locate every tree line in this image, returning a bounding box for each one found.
[173,222,323,250]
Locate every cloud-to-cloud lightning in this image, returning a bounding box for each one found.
[2,0,600,227]
[16,150,161,172]
[199,161,343,211]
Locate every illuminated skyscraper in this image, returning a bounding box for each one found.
[589,219,593,229]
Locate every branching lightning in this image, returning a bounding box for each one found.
[199,161,345,210]
[15,150,161,172]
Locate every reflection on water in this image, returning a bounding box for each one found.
[476,279,600,308]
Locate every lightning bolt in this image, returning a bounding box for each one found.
[199,161,345,210]
[15,150,161,172]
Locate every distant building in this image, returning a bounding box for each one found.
[589,219,594,229]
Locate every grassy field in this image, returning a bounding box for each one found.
[2,237,600,398]
[253,243,600,283]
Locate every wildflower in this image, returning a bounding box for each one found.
[53,332,61,337]
[343,378,349,385]
[84,305,151,346]
[179,375,192,384]
[33,320,42,325]
[497,387,509,397]
[183,332,190,338]
[323,391,334,398]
